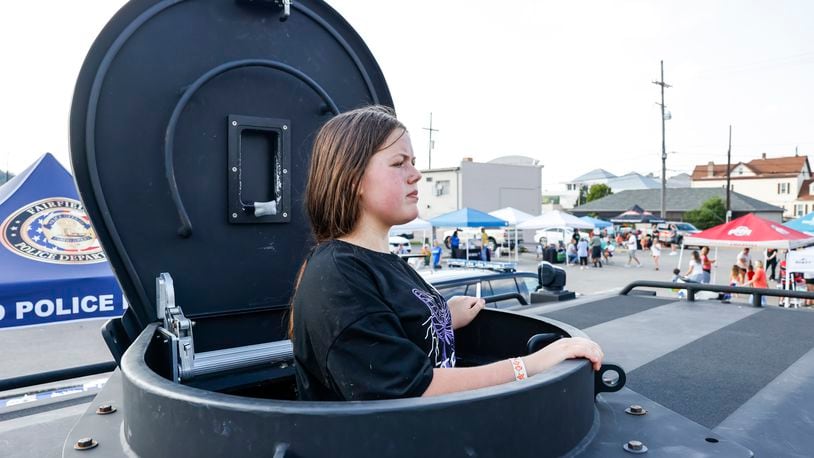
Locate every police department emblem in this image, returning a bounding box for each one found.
[1,197,106,264]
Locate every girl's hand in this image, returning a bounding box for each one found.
[447,296,486,330]
[525,337,604,373]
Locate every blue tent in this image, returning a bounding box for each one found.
[784,212,814,234]
[429,208,508,228]
[0,153,125,329]
[580,216,613,229]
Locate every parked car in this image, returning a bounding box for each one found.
[534,227,591,245]
[388,235,412,253]
[656,222,700,246]
[421,268,539,309]
[442,228,522,252]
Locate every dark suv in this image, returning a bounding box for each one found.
[421,269,540,309]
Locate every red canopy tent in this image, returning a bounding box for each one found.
[681,214,814,284]
[684,213,814,249]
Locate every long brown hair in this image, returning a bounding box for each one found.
[288,105,405,337]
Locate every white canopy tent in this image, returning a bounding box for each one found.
[517,210,594,231]
[390,217,433,248]
[518,211,594,265]
[489,207,535,262]
[390,217,432,233]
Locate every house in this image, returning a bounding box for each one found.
[417,157,542,219]
[571,188,784,222]
[556,168,687,209]
[690,154,812,218]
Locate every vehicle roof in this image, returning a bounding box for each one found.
[519,292,814,457]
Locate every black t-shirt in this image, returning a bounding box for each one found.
[292,239,455,401]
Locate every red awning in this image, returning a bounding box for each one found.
[683,213,814,249]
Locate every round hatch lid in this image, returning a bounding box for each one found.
[70,0,393,328]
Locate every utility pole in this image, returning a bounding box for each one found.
[726,125,732,221]
[422,112,439,170]
[652,60,671,219]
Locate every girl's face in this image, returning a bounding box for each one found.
[358,130,421,229]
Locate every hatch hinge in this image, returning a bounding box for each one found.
[156,272,294,383]
[157,273,195,382]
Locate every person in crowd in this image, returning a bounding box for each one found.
[577,236,589,269]
[736,247,751,275]
[684,250,704,282]
[480,227,491,262]
[290,105,603,401]
[421,239,431,267]
[450,230,460,259]
[669,227,679,255]
[590,231,603,268]
[744,260,769,305]
[545,243,558,264]
[431,240,443,269]
[601,234,612,264]
[615,232,624,247]
[566,238,578,265]
[671,268,683,283]
[765,248,778,281]
[536,241,544,260]
[746,264,755,283]
[641,234,651,251]
[626,232,641,267]
[728,264,744,299]
[700,246,715,284]
[805,271,814,305]
[651,238,662,271]
[671,267,692,298]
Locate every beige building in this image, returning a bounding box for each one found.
[690,154,812,218]
[417,157,542,219]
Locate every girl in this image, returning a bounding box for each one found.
[290,106,603,401]
[651,239,662,271]
[684,250,704,283]
[728,264,744,299]
[700,246,715,284]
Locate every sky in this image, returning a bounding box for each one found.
[3,1,814,192]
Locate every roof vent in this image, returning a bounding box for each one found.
[762,152,767,159]
[707,161,715,177]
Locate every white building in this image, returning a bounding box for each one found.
[417,157,542,219]
[690,154,812,218]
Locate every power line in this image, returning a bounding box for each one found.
[422,113,439,170]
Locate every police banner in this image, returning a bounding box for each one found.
[0,154,125,329]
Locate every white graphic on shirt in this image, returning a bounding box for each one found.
[412,288,456,368]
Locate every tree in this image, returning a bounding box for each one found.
[683,197,726,229]
[585,184,613,203]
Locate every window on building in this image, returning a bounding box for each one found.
[778,182,791,195]
[435,180,450,196]
[425,177,433,182]
[795,204,805,217]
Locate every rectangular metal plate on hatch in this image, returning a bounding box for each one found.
[227,114,291,224]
